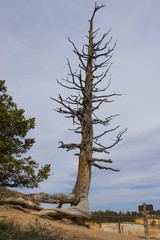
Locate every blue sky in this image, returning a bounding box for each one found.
[1,0,160,212]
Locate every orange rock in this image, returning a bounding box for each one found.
[85,222,100,231]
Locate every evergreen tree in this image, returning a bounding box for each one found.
[0,80,50,188]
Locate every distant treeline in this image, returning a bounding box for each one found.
[91,210,160,223]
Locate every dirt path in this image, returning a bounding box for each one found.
[0,205,150,240]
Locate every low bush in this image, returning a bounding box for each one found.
[0,218,74,240]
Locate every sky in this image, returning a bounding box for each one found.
[0,0,160,212]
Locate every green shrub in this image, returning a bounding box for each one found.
[0,218,74,240]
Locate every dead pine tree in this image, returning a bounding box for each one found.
[28,3,127,220]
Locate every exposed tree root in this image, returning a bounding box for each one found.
[28,192,92,220]
[31,197,91,220]
[0,186,41,210]
[0,197,42,210]
[0,187,91,220]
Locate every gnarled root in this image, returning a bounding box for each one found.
[31,197,92,220]
[0,186,41,210]
[0,187,92,220]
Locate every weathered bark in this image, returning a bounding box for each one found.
[72,7,94,202]
[0,187,91,220]
[0,197,42,210]
[32,197,91,220]
[27,193,92,220]
[0,186,41,210]
[27,192,75,204]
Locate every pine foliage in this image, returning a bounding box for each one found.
[0,80,50,188]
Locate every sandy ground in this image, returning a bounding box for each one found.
[0,205,154,240]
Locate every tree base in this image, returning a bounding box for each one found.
[0,187,91,220]
[31,197,91,220]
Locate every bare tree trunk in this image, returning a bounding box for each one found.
[72,114,92,201]
[72,19,93,202]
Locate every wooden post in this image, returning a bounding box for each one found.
[143,203,150,240]
[118,216,121,234]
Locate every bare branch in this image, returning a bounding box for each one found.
[92,93,121,99]
[69,126,82,134]
[67,59,84,90]
[105,128,127,149]
[92,64,112,87]
[94,36,113,52]
[90,3,106,22]
[93,126,120,141]
[54,108,73,116]
[93,141,107,149]
[89,158,112,163]
[92,27,101,38]
[67,37,87,71]
[92,146,110,154]
[92,98,114,112]
[58,141,81,151]
[50,95,76,115]
[56,79,80,91]
[93,41,117,60]
[62,98,82,106]
[92,114,119,126]
[93,128,127,154]
[92,58,111,72]
[92,128,127,154]
[93,29,112,48]
[92,163,119,171]
[92,97,113,104]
